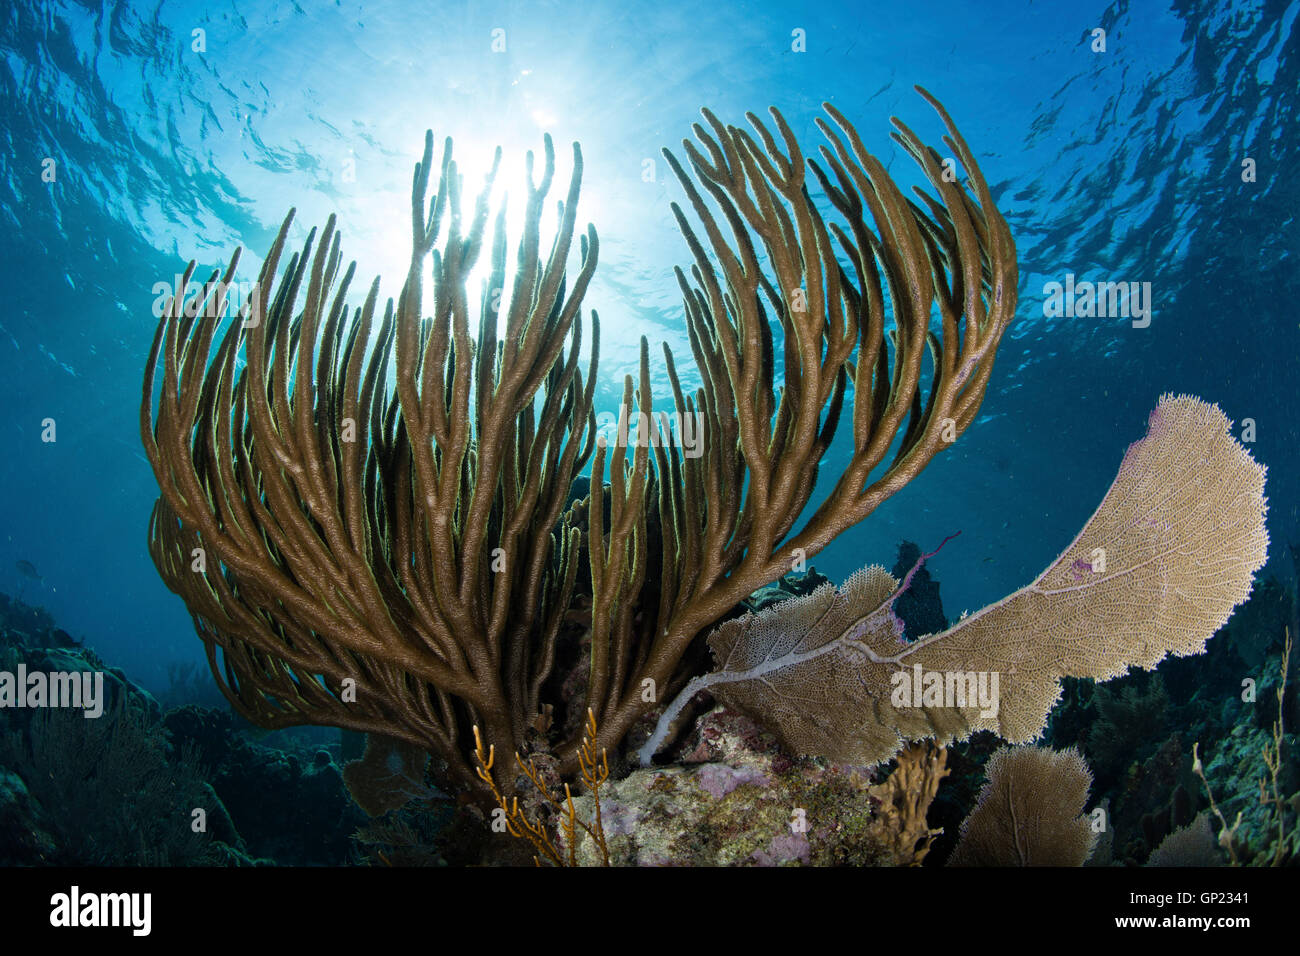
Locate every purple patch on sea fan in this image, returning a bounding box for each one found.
[1119,404,1167,477]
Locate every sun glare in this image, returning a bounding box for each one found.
[335,105,601,342]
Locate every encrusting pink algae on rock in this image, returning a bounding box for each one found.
[565,706,949,866]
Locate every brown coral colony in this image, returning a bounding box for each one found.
[149,82,1218,803]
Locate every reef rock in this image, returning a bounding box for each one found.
[566,705,946,866]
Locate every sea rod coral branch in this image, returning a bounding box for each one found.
[143,132,598,796]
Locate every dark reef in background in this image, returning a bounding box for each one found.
[0,594,365,866]
[1045,571,1299,865]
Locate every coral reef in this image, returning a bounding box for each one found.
[1195,726,1299,865]
[6,541,1291,867]
[1192,631,1297,866]
[1086,674,1171,788]
[0,767,57,865]
[1044,566,1299,866]
[0,594,81,651]
[0,594,367,865]
[130,74,1275,861]
[0,697,228,865]
[164,706,367,865]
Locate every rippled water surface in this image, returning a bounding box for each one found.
[1,0,1296,687]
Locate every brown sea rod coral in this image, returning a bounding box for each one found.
[140,86,1016,799]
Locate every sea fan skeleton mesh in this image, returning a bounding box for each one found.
[948,745,1097,867]
[641,394,1268,766]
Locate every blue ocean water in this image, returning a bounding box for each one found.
[0,0,1296,700]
